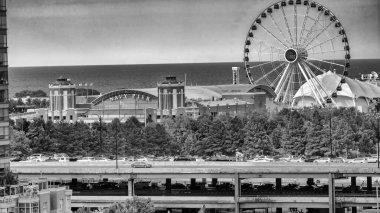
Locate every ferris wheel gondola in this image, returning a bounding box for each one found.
[243,0,350,106]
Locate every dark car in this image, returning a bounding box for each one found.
[216,182,234,191]
[94,182,119,190]
[241,183,254,191]
[131,162,152,168]
[305,156,321,162]
[257,183,275,191]
[174,156,193,161]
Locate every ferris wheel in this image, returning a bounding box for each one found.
[243,0,350,106]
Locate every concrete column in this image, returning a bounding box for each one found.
[351,177,356,193]
[190,178,196,190]
[352,207,357,213]
[212,178,217,187]
[234,173,240,213]
[276,208,282,213]
[367,176,372,193]
[128,179,134,196]
[202,178,206,183]
[328,173,335,213]
[167,208,171,213]
[275,178,281,191]
[166,178,171,191]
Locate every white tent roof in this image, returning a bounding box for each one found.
[294,71,380,99]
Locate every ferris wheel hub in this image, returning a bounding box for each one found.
[284,48,298,63]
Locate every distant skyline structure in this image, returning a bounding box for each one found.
[8,0,380,67]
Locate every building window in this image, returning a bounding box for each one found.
[0,0,5,11]
[0,126,8,140]
[0,90,7,102]
[0,145,9,157]
[0,16,5,29]
[0,71,7,84]
[70,115,73,120]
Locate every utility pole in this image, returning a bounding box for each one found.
[116,125,119,169]
[330,113,333,157]
[99,116,103,154]
[376,117,380,169]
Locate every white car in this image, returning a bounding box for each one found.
[367,156,378,163]
[95,157,110,162]
[313,157,331,163]
[247,157,271,163]
[77,157,95,162]
[58,156,70,162]
[289,157,305,163]
[349,158,368,163]
[30,154,48,162]
[136,157,148,162]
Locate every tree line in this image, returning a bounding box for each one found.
[10,107,380,158]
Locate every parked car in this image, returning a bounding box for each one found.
[289,157,305,163]
[131,162,152,168]
[30,154,48,162]
[58,156,70,162]
[313,157,331,163]
[77,157,95,162]
[94,157,110,162]
[247,157,271,163]
[136,157,149,162]
[367,156,378,163]
[304,156,320,163]
[174,156,193,161]
[349,158,368,163]
[45,157,58,162]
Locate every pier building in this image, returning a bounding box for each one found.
[12,75,277,124]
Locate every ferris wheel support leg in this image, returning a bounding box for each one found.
[274,63,290,94]
[274,67,292,102]
[274,64,292,102]
[297,63,323,106]
[283,66,295,104]
[301,63,327,102]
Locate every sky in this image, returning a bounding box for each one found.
[7,0,380,67]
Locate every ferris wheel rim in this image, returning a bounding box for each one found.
[243,0,350,106]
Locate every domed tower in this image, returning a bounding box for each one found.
[49,76,76,120]
[157,76,185,116]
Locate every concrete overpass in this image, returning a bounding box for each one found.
[11,162,380,213]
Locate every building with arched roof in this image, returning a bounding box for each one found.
[293,71,380,112]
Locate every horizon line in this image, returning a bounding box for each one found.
[9,58,380,68]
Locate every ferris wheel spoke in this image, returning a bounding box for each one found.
[254,62,287,84]
[307,58,345,67]
[247,59,284,69]
[281,6,295,46]
[303,59,326,74]
[298,5,310,45]
[303,21,334,48]
[294,4,298,46]
[306,34,341,51]
[297,62,324,106]
[257,24,289,49]
[251,39,286,53]
[302,62,331,97]
[299,11,323,47]
[268,13,292,46]
[308,49,346,55]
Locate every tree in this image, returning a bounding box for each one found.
[103,197,154,213]
[243,112,273,157]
